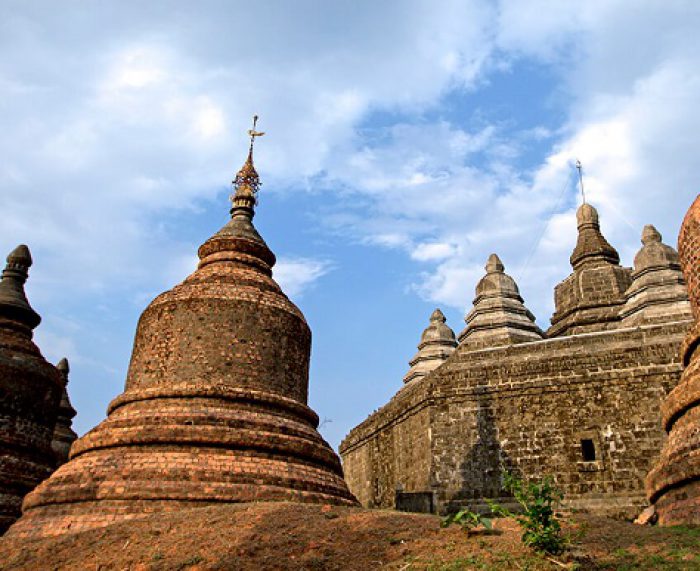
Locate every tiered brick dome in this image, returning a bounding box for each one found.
[8,140,357,538]
[458,254,543,347]
[0,245,62,534]
[403,309,457,384]
[646,194,700,524]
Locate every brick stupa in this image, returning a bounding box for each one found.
[8,121,357,538]
[0,246,62,534]
[646,194,700,524]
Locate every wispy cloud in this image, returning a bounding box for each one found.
[273,257,334,299]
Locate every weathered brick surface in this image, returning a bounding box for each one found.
[647,194,700,524]
[0,246,62,534]
[7,154,357,539]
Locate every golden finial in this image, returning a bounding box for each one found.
[231,115,265,217]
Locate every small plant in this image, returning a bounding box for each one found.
[441,508,493,535]
[487,470,567,555]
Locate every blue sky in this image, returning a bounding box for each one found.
[1,1,699,450]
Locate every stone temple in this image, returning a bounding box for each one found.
[7,131,357,538]
[0,246,63,533]
[341,202,693,519]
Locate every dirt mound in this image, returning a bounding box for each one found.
[1,502,698,570]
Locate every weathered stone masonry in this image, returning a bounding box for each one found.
[341,204,692,519]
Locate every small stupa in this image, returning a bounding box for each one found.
[458,254,543,348]
[9,118,357,539]
[620,225,691,325]
[548,203,632,336]
[646,194,700,524]
[0,245,62,534]
[51,358,78,466]
[403,308,457,384]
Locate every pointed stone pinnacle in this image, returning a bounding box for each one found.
[576,203,600,227]
[57,358,70,377]
[642,224,662,245]
[429,308,446,323]
[485,254,504,273]
[6,244,32,269]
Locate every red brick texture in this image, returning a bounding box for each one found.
[647,194,700,524]
[8,210,357,539]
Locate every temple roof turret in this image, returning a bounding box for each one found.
[0,245,40,330]
[403,308,457,384]
[548,203,631,337]
[570,203,620,269]
[621,225,691,325]
[51,357,77,467]
[458,254,543,348]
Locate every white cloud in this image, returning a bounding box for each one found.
[411,242,459,262]
[273,257,334,299]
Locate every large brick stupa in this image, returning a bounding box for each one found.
[8,120,357,538]
[646,193,700,524]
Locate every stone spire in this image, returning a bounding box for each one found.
[403,309,457,384]
[9,121,357,539]
[548,203,632,337]
[0,245,40,330]
[620,225,692,326]
[647,194,700,524]
[458,254,543,348]
[51,358,77,467]
[0,245,62,534]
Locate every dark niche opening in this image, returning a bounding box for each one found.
[581,438,596,462]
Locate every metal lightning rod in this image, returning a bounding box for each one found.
[575,159,586,204]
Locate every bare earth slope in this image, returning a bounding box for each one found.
[0,502,698,570]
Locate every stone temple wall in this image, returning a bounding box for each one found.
[341,204,692,519]
[341,320,686,518]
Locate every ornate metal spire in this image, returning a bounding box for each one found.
[230,115,265,218]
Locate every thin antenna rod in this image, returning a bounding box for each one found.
[575,159,586,204]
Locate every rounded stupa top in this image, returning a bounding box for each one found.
[420,308,458,346]
[57,357,70,376]
[570,203,620,269]
[459,254,542,347]
[404,308,457,384]
[0,244,40,329]
[576,202,599,226]
[475,253,520,298]
[621,224,690,326]
[634,225,680,272]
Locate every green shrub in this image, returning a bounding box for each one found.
[487,470,566,555]
[441,509,493,535]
